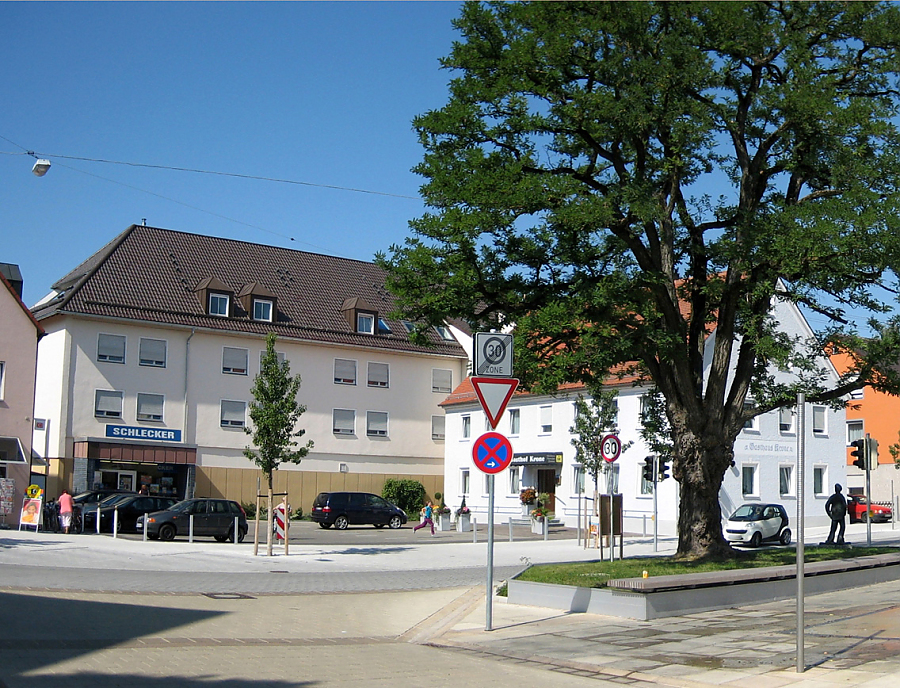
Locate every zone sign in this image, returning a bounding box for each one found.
[474,332,513,378]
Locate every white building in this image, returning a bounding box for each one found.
[31,225,468,509]
[442,295,847,532]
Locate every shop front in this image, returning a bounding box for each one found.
[73,438,196,501]
[512,451,564,512]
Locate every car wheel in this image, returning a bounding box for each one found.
[334,515,349,530]
[319,522,332,529]
[780,528,792,546]
[214,534,228,543]
[388,515,402,529]
[749,531,762,548]
[159,524,176,541]
[238,527,247,543]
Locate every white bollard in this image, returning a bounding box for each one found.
[96,505,101,534]
[112,508,119,539]
[543,515,549,541]
[234,516,239,544]
[142,513,148,542]
[189,514,194,542]
[472,517,477,543]
[508,520,514,542]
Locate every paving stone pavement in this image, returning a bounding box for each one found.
[4,524,900,687]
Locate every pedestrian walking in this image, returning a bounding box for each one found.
[824,483,847,545]
[58,488,74,535]
[413,501,435,536]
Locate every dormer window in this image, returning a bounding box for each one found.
[377,318,392,334]
[253,299,273,322]
[357,312,375,334]
[209,293,230,317]
[435,325,455,341]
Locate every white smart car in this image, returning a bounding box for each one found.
[724,503,791,548]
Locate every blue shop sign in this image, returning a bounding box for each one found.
[105,425,182,443]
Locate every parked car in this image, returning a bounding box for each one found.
[82,495,178,533]
[724,503,791,548]
[310,492,407,530]
[137,498,248,542]
[847,495,893,523]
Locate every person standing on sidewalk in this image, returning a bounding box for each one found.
[824,484,847,545]
[413,501,435,536]
[58,489,74,535]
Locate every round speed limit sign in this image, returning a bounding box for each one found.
[601,434,622,463]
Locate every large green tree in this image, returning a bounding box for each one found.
[381,1,900,559]
[244,333,313,556]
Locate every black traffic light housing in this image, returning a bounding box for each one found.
[850,438,866,470]
[658,460,670,482]
[642,456,655,482]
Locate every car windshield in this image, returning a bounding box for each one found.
[730,505,764,521]
[168,500,195,513]
[98,493,133,507]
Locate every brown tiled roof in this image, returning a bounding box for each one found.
[32,225,467,358]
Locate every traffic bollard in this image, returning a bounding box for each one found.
[233,516,239,544]
[112,508,119,539]
[96,505,101,534]
[142,513,148,542]
[189,514,194,542]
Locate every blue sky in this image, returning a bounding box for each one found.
[1,2,463,307]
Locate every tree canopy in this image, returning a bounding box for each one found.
[380,1,900,558]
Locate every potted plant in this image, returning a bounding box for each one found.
[519,488,537,516]
[455,498,471,532]
[434,492,453,530]
[531,505,549,534]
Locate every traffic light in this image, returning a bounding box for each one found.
[642,456,655,483]
[869,438,879,470]
[658,460,670,482]
[850,438,866,470]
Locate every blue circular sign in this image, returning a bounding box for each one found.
[472,432,514,474]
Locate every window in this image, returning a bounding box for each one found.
[402,320,416,334]
[462,415,471,439]
[367,362,389,388]
[220,400,246,428]
[779,407,794,433]
[209,293,230,317]
[95,390,123,418]
[357,313,374,334]
[333,409,356,435]
[812,406,827,434]
[435,325,454,341]
[334,359,357,385]
[539,405,553,433]
[742,464,758,497]
[508,408,520,435]
[367,411,388,437]
[641,461,654,495]
[508,466,521,495]
[814,466,826,496]
[608,463,620,493]
[484,415,492,432]
[850,388,864,400]
[136,393,164,421]
[139,338,167,368]
[460,468,470,495]
[483,473,491,495]
[259,350,285,371]
[742,401,759,431]
[779,465,794,496]
[847,420,864,444]
[253,299,273,322]
[432,369,452,393]
[97,334,126,363]
[222,347,248,375]
[574,465,585,494]
[431,415,445,440]
[377,318,391,334]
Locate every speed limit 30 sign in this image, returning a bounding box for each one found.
[601,434,622,463]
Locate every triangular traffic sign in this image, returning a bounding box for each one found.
[471,377,519,429]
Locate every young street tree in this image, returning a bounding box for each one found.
[570,387,629,499]
[380,2,900,559]
[244,333,313,556]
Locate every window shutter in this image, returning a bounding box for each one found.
[334,359,357,384]
[137,393,164,420]
[333,409,355,434]
[432,369,452,393]
[813,406,826,432]
[221,400,246,426]
[95,391,123,416]
[367,362,389,387]
[98,334,125,362]
[367,411,388,436]
[139,339,167,367]
[223,347,248,374]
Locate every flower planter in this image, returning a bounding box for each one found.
[531,518,546,535]
[522,503,534,516]
[437,514,453,531]
[456,513,471,532]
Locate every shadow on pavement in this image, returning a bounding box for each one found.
[0,670,316,688]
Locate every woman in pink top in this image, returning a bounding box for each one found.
[58,489,74,534]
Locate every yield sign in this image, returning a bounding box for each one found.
[471,376,519,429]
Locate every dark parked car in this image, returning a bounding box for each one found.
[310,492,407,530]
[137,498,248,542]
[82,495,178,533]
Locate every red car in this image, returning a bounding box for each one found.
[847,495,893,523]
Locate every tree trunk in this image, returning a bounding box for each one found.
[674,429,735,560]
[266,474,273,557]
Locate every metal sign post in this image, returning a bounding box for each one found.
[796,394,806,673]
[486,474,495,631]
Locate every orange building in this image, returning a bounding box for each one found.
[830,351,900,503]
